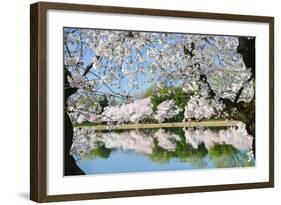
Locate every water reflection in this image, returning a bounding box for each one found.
[70,125,255,175]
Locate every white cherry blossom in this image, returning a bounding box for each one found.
[154,100,180,122]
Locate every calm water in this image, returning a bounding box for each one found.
[70,126,255,175]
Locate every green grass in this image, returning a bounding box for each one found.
[74,119,239,130]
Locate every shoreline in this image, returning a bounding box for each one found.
[74,120,240,130]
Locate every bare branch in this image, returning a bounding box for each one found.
[80,67,131,100]
[83,63,93,76]
[64,43,72,58]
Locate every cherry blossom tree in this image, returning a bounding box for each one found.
[154,100,180,122]
[99,97,154,124]
[64,28,254,125]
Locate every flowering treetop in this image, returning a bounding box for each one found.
[64,28,254,123]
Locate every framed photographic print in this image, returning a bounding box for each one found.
[30,1,274,202]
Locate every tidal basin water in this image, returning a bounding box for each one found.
[70,125,255,175]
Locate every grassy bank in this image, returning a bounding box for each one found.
[74,120,240,130]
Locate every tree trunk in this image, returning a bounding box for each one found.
[237,37,256,155]
[64,68,85,176]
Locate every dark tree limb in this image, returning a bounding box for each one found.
[83,62,93,76]
[233,75,253,104]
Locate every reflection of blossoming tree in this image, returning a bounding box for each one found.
[70,125,254,168]
[64,28,255,174]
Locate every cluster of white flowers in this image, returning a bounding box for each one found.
[99,97,154,124]
[67,90,102,124]
[67,71,85,89]
[69,93,227,124]
[67,70,100,91]
[64,56,80,67]
[154,100,180,122]
[184,95,224,120]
